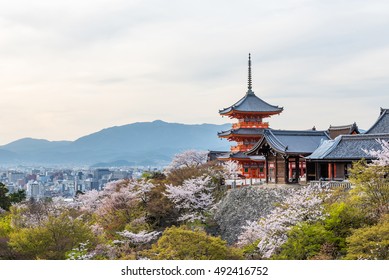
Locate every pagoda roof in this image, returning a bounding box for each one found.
[219,54,283,116]
[328,122,359,139]
[219,90,283,115]
[218,128,265,137]
[306,133,389,161]
[247,129,330,156]
[365,108,389,134]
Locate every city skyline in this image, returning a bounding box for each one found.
[1,0,389,145]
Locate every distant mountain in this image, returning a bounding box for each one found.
[2,138,71,153]
[0,120,231,166]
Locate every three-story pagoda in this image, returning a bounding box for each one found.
[218,54,283,178]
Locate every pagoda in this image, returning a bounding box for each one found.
[217,54,283,178]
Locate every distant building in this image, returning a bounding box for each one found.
[8,171,24,183]
[94,168,111,180]
[111,171,129,180]
[27,181,42,199]
[327,123,359,139]
[85,178,99,191]
[6,183,16,193]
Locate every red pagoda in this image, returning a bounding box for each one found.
[218,54,283,178]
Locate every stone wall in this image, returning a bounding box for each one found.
[212,185,293,244]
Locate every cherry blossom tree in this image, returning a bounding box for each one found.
[10,197,77,229]
[222,160,241,180]
[237,185,328,258]
[165,150,208,173]
[363,139,389,166]
[353,139,389,218]
[77,189,102,213]
[77,179,156,216]
[67,241,96,260]
[75,179,156,235]
[164,175,214,222]
[115,230,160,246]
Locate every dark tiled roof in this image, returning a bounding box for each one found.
[328,122,359,139]
[365,108,389,134]
[217,151,252,160]
[219,90,283,115]
[306,133,389,160]
[207,151,229,161]
[248,129,330,156]
[217,128,265,137]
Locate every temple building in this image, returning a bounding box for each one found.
[217,54,283,178]
[246,129,330,183]
[306,108,389,180]
[212,55,388,184]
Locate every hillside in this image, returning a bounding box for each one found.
[0,120,231,166]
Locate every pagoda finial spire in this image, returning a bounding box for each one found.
[248,53,252,92]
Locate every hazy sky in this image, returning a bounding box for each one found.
[1,0,389,145]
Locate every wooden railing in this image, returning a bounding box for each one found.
[231,145,254,152]
[232,122,269,129]
[309,180,352,189]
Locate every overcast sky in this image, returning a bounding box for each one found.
[1,0,389,144]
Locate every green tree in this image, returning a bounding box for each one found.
[273,222,336,260]
[142,226,243,260]
[8,211,95,259]
[345,215,389,260]
[273,201,367,260]
[9,190,26,204]
[0,214,14,259]
[0,183,11,211]
[349,158,389,220]
[144,183,178,228]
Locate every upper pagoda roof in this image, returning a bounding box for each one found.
[219,54,283,116]
[365,108,389,134]
[219,91,283,115]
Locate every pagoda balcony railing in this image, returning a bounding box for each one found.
[231,144,254,152]
[232,122,269,129]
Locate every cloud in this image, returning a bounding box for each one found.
[0,0,389,144]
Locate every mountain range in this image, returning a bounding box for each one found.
[0,120,231,167]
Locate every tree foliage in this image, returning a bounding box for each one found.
[165,176,214,222]
[237,185,328,258]
[350,140,389,220]
[345,214,389,260]
[0,183,11,211]
[8,210,94,259]
[142,226,243,260]
[165,150,208,173]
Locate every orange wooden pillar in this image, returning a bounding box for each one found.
[289,162,293,179]
[328,163,333,180]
